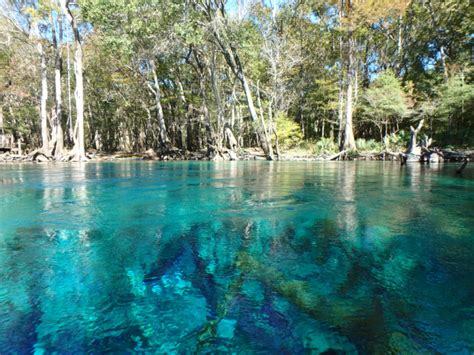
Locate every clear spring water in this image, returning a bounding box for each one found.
[0,161,473,354]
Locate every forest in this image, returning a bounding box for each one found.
[1,2,474,353]
[0,0,473,161]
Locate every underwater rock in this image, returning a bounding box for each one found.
[216,319,237,339]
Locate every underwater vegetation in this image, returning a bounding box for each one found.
[0,161,473,353]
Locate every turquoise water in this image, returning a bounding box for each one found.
[0,161,473,353]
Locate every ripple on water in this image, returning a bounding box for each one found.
[0,161,473,353]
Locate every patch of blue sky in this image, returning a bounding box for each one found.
[0,1,90,44]
[226,0,290,18]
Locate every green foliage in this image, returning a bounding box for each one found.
[276,113,304,148]
[434,73,474,145]
[355,138,383,152]
[359,70,407,124]
[2,0,473,153]
[417,71,474,146]
[435,74,473,120]
[385,130,410,152]
[314,137,338,154]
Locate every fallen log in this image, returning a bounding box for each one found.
[328,149,348,161]
[27,149,53,162]
[442,149,466,162]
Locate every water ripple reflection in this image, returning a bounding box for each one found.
[0,161,473,353]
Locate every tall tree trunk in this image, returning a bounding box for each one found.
[150,60,170,149]
[209,52,224,150]
[256,81,272,156]
[66,43,74,143]
[191,50,218,156]
[337,5,345,148]
[204,4,273,160]
[0,105,4,134]
[407,119,424,155]
[176,77,188,152]
[396,14,404,74]
[337,86,345,148]
[51,14,64,157]
[240,75,273,159]
[61,0,86,161]
[37,42,49,152]
[343,33,356,151]
[231,84,244,148]
[199,76,215,156]
[268,101,280,159]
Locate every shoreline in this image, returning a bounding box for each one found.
[1,147,472,164]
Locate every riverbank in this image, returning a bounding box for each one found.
[1,147,473,163]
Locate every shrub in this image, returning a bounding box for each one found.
[385,130,410,151]
[276,113,304,148]
[355,138,383,152]
[314,137,338,154]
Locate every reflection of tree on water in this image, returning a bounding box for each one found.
[1,162,474,353]
[123,163,472,352]
[0,226,45,353]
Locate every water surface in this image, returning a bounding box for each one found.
[1,161,473,353]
